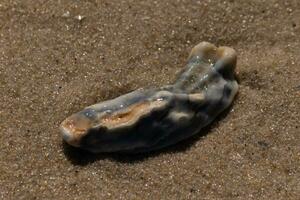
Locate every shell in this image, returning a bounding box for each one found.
[60,42,238,153]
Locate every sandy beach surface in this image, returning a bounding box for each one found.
[0,0,299,199]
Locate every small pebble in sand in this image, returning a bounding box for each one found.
[75,15,85,21]
[60,42,239,153]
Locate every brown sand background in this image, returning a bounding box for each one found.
[0,0,299,199]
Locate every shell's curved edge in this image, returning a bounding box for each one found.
[60,41,239,153]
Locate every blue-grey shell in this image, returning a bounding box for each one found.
[60,42,238,153]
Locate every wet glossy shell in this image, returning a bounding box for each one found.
[60,42,238,153]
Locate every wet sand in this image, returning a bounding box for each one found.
[0,0,299,199]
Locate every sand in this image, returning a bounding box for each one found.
[0,0,299,199]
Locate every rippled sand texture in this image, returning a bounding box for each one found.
[0,0,299,199]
